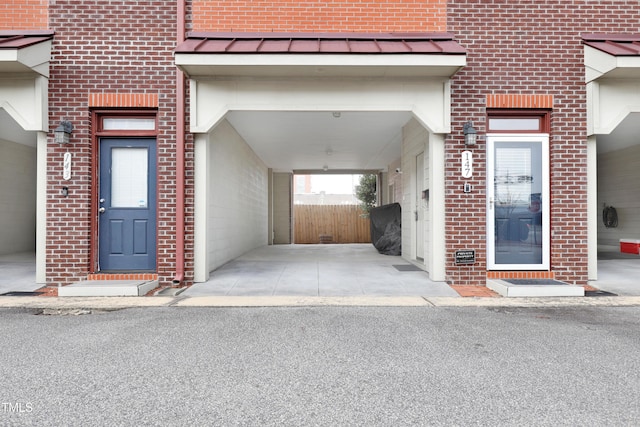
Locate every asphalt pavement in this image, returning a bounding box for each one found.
[1,305,638,426]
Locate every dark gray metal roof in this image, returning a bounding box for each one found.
[582,34,640,56]
[176,32,466,55]
[0,30,54,50]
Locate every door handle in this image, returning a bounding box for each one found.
[99,207,106,213]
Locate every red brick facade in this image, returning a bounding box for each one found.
[446,0,640,286]
[191,0,446,32]
[0,0,47,30]
[46,1,193,286]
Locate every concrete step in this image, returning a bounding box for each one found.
[58,280,158,297]
[487,279,585,297]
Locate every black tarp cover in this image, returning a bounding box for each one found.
[369,203,401,255]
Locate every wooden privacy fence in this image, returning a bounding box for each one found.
[294,205,371,244]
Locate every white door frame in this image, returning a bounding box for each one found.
[487,134,550,270]
[415,151,425,261]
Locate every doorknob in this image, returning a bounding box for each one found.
[99,207,106,213]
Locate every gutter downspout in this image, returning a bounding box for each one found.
[173,0,186,285]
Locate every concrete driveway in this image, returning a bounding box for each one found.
[591,250,640,296]
[183,244,459,297]
[0,252,39,294]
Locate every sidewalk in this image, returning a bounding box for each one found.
[1,294,639,311]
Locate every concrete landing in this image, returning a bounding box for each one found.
[58,280,158,297]
[487,279,585,297]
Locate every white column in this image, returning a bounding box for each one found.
[428,132,446,282]
[268,168,273,245]
[587,135,598,281]
[35,131,47,284]
[193,133,210,282]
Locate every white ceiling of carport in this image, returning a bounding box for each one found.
[225,110,412,172]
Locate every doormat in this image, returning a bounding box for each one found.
[0,291,44,297]
[502,279,568,286]
[393,264,423,272]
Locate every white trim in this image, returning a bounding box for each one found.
[584,45,640,82]
[189,78,453,134]
[36,131,47,284]
[428,132,446,281]
[487,134,550,270]
[176,53,465,78]
[587,135,598,280]
[586,81,640,136]
[193,133,210,282]
[0,75,49,132]
[0,40,52,78]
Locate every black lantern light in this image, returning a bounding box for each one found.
[54,121,73,144]
[463,121,477,146]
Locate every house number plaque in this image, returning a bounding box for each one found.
[63,152,72,180]
[461,151,473,178]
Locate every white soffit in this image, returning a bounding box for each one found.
[0,34,53,78]
[176,53,466,78]
[584,45,640,82]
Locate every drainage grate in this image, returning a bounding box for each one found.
[0,291,43,296]
[502,279,568,286]
[393,264,423,272]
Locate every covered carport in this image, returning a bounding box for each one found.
[0,31,52,292]
[175,32,466,289]
[584,34,640,294]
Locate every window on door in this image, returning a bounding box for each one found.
[486,111,550,270]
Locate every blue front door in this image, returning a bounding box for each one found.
[99,139,157,271]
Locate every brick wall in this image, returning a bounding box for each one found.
[47,1,190,286]
[0,0,47,30]
[447,0,640,286]
[191,0,446,32]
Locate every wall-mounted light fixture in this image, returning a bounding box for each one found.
[54,121,73,144]
[463,121,477,146]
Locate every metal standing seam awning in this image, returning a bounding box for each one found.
[0,30,54,77]
[175,32,467,78]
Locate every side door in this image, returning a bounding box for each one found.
[98,138,157,271]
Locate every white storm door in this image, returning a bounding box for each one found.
[487,135,549,270]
